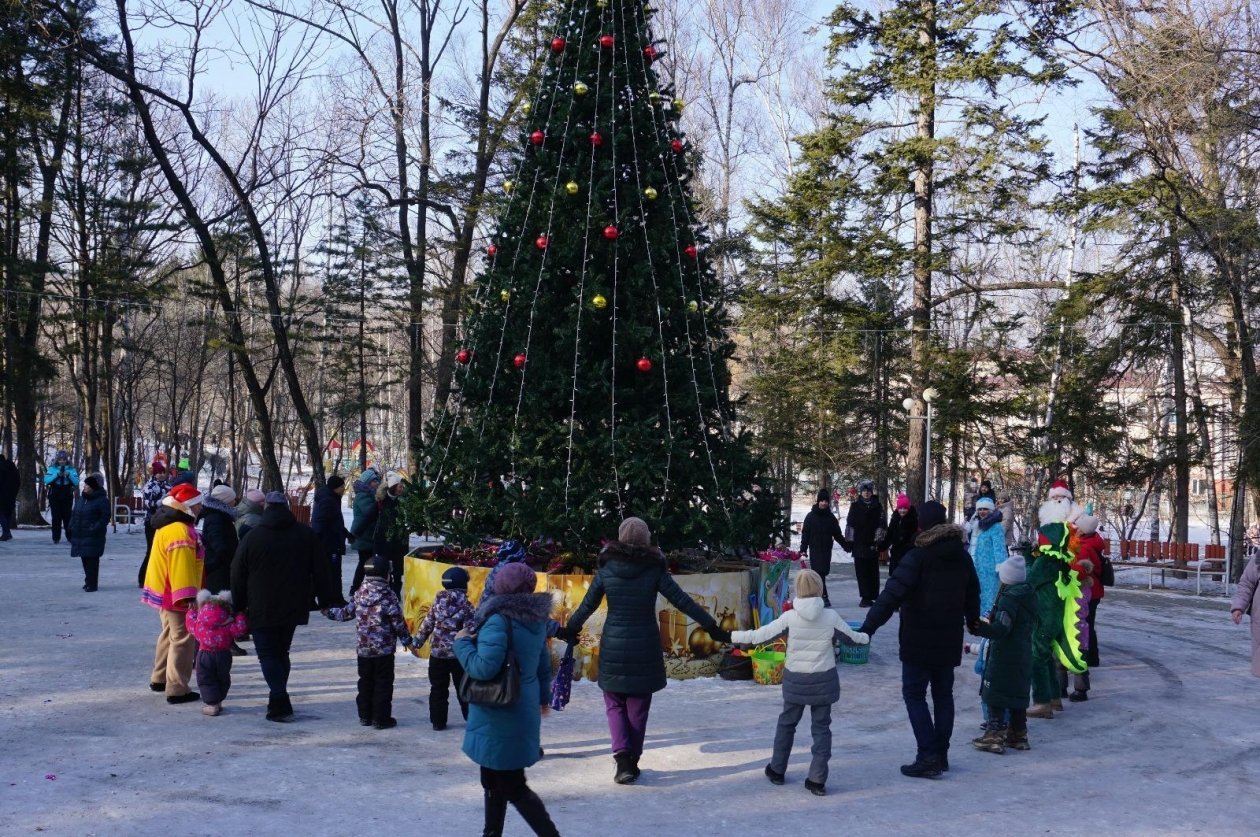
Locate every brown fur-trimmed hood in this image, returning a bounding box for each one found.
[915,523,965,549]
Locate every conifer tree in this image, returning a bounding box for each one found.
[413,0,781,552]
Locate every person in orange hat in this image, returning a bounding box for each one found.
[141,482,206,704]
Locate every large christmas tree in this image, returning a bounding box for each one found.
[414,0,781,552]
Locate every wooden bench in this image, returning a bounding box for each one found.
[1110,539,1229,594]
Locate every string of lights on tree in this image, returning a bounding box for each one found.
[417,0,782,550]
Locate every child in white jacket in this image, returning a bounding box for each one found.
[731,569,868,796]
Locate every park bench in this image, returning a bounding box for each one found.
[1110,539,1230,595]
[114,496,144,532]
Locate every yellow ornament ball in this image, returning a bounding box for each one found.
[673,97,685,111]
[592,294,608,310]
[597,0,608,7]
[644,186,658,200]
[574,81,589,96]
[522,102,532,114]
[687,300,699,313]
[649,91,661,103]
[500,289,511,302]
[565,181,579,195]
[503,180,514,193]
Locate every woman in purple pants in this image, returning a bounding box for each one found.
[558,517,730,784]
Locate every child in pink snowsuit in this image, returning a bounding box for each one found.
[185,589,249,716]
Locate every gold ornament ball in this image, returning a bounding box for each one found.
[649,91,661,103]
[565,181,579,195]
[597,0,608,7]
[500,289,511,302]
[687,300,699,313]
[574,81,589,96]
[644,186,658,200]
[503,180,514,193]
[522,102,531,114]
[592,294,608,309]
[673,97,685,111]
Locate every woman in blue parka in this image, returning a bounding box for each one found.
[454,562,559,837]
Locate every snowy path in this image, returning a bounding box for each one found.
[1,528,1256,836]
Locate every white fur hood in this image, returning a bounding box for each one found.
[730,597,868,674]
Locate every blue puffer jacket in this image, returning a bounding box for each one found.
[454,591,553,771]
[69,490,110,558]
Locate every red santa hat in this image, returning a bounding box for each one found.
[1047,479,1073,501]
[164,482,204,512]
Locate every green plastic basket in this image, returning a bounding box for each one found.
[750,649,786,685]
[838,621,870,665]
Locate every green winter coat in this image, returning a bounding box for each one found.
[566,541,718,695]
[972,582,1036,709]
[349,485,379,554]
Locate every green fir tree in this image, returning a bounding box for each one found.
[413,0,782,553]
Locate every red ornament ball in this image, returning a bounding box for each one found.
[530,130,544,145]
[670,138,684,154]
[603,225,619,240]
[644,45,658,61]
[550,36,566,52]
[456,349,472,365]
[600,34,615,49]
[636,357,653,372]
[684,244,698,259]
[590,131,604,147]
[514,353,527,369]
[487,244,498,257]
[535,235,549,250]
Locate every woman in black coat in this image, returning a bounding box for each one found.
[560,517,730,785]
[799,489,846,607]
[69,475,110,591]
[0,453,19,540]
[846,480,887,607]
[311,476,351,592]
[200,485,240,596]
[881,494,919,580]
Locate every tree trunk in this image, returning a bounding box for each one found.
[905,0,936,507]
[1168,236,1190,554]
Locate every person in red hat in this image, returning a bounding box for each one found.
[141,481,206,704]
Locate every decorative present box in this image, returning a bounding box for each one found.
[659,594,716,659]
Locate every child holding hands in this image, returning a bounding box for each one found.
[184,590,249,716]
[413,566,476,730]
[324,556,414,729]
[731,569,868,796]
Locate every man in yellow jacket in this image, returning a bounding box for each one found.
[142,482,205,703]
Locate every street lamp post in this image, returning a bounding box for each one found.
[903,387,939,500]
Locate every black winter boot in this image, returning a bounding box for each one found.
[899,755,942,779]
[510,789,561,837]
[613,752,638,785]
[481,790,508,837]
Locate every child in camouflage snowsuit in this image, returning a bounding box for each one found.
[413,566,476,730]
[324,556,414,729]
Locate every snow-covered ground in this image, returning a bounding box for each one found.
[2,526,1257,836]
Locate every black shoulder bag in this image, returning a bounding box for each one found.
[1101,554,1115,587]
[458,616,521,707]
